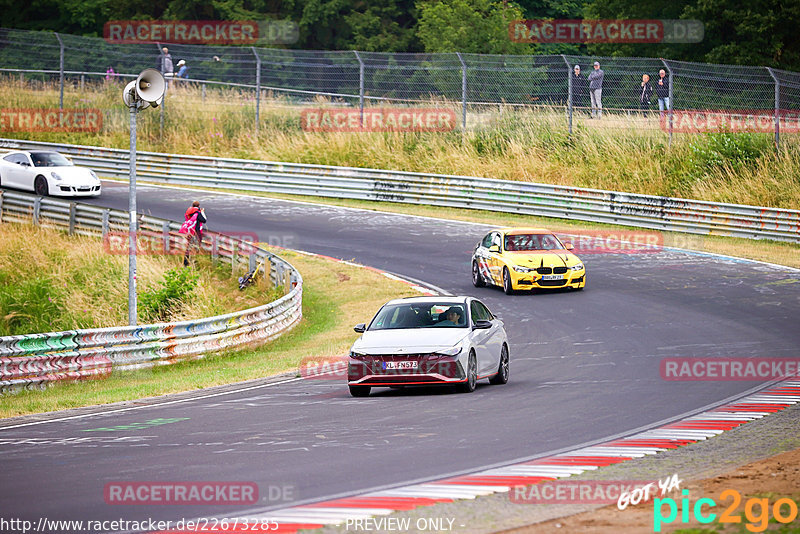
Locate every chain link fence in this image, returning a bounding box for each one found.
[1,27,799,146]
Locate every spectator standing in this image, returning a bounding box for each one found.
[180,201,207,267]
[656,68,670,116]
[639,74,654,115]
[588,61,604,118]
[570,65,587,112]
[176,60,189,79]
[157,47,174,76]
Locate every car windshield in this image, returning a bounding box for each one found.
[369,303,468,330]
[504,233,564,251]
[30,152,72,167]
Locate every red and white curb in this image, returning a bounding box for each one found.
[158,381,798,533]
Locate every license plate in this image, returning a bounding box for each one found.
[383,361,418,370]
[541,274,564,280]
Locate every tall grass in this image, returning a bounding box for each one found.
[0,223,274,335]
[2,76,798,208]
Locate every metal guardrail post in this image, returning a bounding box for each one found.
[0,191,4,224]
[456,52,467,131]
[252,47,261,135]
[354,51,365,124]
[54,33,64,110]
[249,253,257,272]
[162,221,171,254]
[102,209,109,239]
[562,55,572,135]
[231,241,238,275]
[32,197,41,225]
[68,202,76,235]
[661,59,674,146]
[766,67,780,150]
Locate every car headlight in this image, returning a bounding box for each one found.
[512,265,535,273]
[50,172,62,181]
[89,170,99,180]
[433,346,462,357]
[349,350,366,359]
[570,263,585,271]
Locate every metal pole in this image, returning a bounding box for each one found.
[562,55,572,135]
[661,59,673,146]
[55,33,64,109]
[766,67,780,150]
[354,51,365,125]
[157,43,165,139]
[252,47,261,135]
[456,52,467,130]
[128,106,138,325]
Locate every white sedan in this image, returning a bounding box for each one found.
[0,150,101,197]
[347,296,509,397]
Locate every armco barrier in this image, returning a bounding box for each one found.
[2,138,799,243]
[0,189,302,392]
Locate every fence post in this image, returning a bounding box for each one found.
[157,43,165,138]
[251,47,261,135]
[766,67,780,150]
[0,191,4,224]
[353,51,365,124]
[80,74,84,92]
[661,59,674,146]
[162,221,171,255]
[562,55,572,135]
[201,82,206,102]
[456,52,467,130]
[54,33,64,110]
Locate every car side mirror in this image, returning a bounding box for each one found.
[473,320,492,330]
[353,323,366,333]
[20,162,30,167]
[564,242,574,250]
[488,245,500,253]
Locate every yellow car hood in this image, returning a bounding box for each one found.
[505,250,580,268]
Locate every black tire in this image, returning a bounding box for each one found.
[457,352,477,393]
[489,344,509,385]
[34,175,49,196]
[472,260,486,287]
[502,267,515,295]
[349,385,371,397]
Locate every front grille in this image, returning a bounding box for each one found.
[572,276,584,283]
[539,279,567,287]
[536,267,552,274]
[553,266,568,274]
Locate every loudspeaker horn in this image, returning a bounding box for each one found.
[135,68,166,107]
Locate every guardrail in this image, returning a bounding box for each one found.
[0,189,303,393]
[2,137,798,243]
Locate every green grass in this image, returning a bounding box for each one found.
[0,247,418,418]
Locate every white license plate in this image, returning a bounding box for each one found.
[383,361,418,370]
[541,274,564,280]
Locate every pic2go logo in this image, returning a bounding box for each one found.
[653,489,799,532]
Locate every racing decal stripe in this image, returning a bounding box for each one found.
[153,381,799,533]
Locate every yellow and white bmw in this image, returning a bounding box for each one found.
[472,228,586,294]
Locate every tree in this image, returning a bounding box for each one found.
[416,0,533,54]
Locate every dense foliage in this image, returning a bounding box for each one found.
[1,0,797,70]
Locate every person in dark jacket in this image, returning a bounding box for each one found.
[570,65,587,112]
[182,201,207,267]
[656,68,670,116]
[639,74,654,115]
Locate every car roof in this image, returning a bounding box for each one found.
[498,227,552,235]
[383,295,470,306]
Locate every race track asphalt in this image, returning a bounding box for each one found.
[1,181,798,530]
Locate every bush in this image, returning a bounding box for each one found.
[139,267,200,322]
